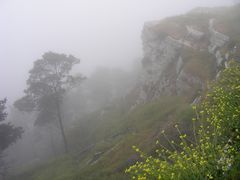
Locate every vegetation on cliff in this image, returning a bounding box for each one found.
[126,61,240,179]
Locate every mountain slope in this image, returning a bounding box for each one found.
[9,5,240,180]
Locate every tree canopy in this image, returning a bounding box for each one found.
[14,52,84,153]
[0,98,23,153]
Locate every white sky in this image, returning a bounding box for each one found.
[0,0,233,104]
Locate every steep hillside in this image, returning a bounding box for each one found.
[9,97,193,180]
[8,5,240,180]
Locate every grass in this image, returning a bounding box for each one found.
[126,62,240,180]
[8,96,193,180]
[181,48,216,81]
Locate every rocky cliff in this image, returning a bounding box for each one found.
[136,5,240,104]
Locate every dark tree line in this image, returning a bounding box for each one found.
[0,99,23,153]
[0,98,23,179]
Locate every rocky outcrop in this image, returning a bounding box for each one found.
[208,19,229,54]
[135,7,235,104]
[186,26,204,40]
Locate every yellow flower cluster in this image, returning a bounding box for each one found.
[126,61,240,179]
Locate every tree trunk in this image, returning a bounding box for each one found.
[56,99,68,153]
[49,126,57,158]
[0,155,7,180]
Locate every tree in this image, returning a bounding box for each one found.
[0,98,23,179]
[14,52,84,153]
[0,98,23,153]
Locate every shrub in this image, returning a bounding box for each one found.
[126,61,240,179]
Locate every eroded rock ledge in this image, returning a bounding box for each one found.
[135,6,240,104]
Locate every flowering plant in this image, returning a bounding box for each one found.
[126,61,240,179]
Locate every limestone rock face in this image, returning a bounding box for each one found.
[186,26,204,40]
[208,19,229,54]
[135,8,235,103]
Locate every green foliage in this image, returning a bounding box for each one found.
[14,52,84,153]
[0,99,23,180]
[181,48,216,81]
[0,98,23,153]
[10,96,192,180]
[126,61,240,179]
[9,156,79,180]
[14,52,83,126]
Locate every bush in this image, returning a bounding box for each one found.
[126,61,240,179]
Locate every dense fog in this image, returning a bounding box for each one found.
[0,0,237,179]
[0,0,233,103]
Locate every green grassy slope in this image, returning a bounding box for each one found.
[9,97,193,180]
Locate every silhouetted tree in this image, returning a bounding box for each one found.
[0,98,23,179]
[0,98,23,153]
[14,52,84,153]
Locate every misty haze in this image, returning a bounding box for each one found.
[1,0,240,179]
